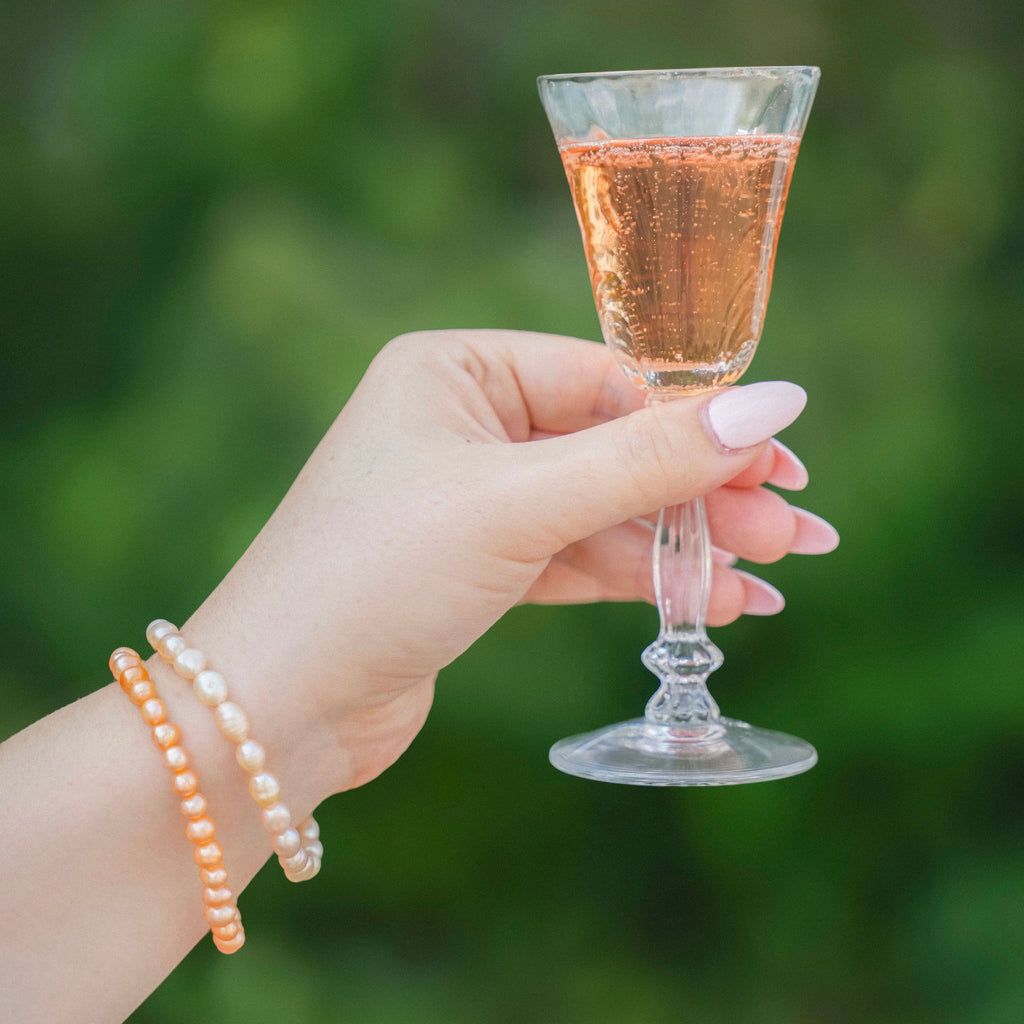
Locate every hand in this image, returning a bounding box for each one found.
[191,330,838,792]
[0,328,839,1020]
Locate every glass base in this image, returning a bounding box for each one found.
[549,717,817,786]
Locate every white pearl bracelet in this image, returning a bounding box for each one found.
[146,620,323,883]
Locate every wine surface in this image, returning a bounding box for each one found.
[561,135,799,391]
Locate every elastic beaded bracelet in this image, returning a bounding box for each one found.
[145,621,323,883]
[110,647,245,954]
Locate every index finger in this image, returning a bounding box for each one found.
[464,329,646,435]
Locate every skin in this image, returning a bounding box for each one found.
[0,330,837,1023]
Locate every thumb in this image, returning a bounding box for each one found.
[505,381,808,549]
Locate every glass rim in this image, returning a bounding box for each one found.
[537,65,820,84]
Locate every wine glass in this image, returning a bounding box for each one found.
[538,66,820,785]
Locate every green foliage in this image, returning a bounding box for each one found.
[2,1,1022,1021]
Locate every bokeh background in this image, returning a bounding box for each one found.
[2,1,1023,1021]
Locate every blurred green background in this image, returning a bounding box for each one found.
[2,1,1023,1021]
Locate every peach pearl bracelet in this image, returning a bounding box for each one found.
[110,647,245,954]
[146,620,323,883]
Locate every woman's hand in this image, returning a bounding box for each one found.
[192,330,838,792]
[0,329,838,1021]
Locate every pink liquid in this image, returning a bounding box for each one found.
[561,135,799,391]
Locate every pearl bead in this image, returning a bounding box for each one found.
[163,745,188,772]
[260,803,292,835]
[109,648,138,675]
[180,793,207,818]
[200,865,228,887]
[235,739,265,774]
[171,769,198,797]
[297,817,320,843]
[212,918,240,940]
[111,661,139,684]
[271,828,302,858]
[286,856,321,883]
[202,886,233,907]
[173,647,206,680]
[140,698,166,726]
[248,772,280,807]
[279,848,307,872]
[156,633,186,661]
[193,670,227,707]
[193,840,223,868]
[304,839,324,861]
[119,664,147,688]
[213,929,245,954]
[128,679,156,706]
[145,620,177,648]
[185,816,216,844]
[151,722,180,750]
[215,701,249,742]
[204,902,238,927]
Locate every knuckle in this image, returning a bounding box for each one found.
[375,331,436,367]
[616,408,682,511]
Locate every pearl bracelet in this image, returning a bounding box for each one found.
[110,647,245,954]
[146,620,323,883]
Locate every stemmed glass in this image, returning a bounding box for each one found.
[538,66,820,785]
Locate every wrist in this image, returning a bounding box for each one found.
[162,601,354,816]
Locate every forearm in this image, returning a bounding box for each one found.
[0,602,347,1023]
[0,380,445,1022]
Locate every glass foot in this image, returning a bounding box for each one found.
[549,717,817,786]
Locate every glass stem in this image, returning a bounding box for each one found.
[641,491,725,737]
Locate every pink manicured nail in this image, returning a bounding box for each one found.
[767,439,809,491]
[704,382,807,451]
[737,570,786,615]
[790,508,840,554]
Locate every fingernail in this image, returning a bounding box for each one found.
[790,508,840,554]
[767,439,809,490]
[704,382,807,451]
[737,570,786,615]
[712,546,739,567]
